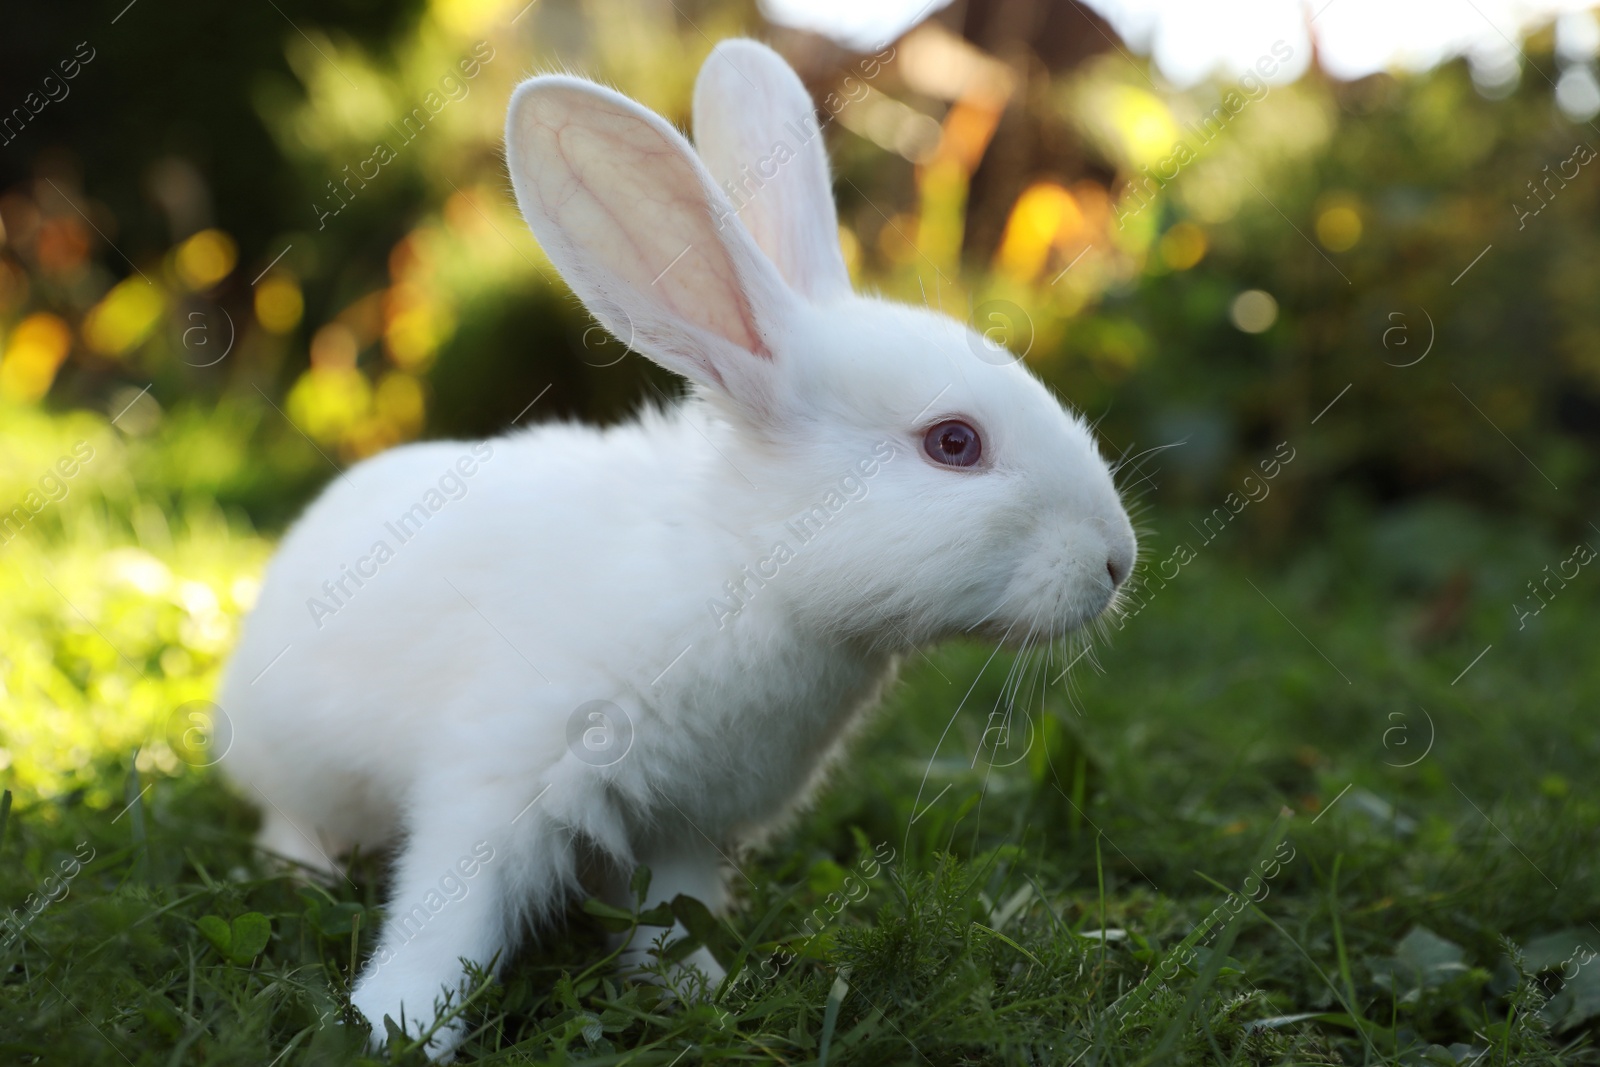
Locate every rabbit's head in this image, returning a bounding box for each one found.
[505,41,1135,648]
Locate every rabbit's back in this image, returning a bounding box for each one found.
[217,409,743,845]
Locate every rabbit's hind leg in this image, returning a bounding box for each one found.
[610,839,729,992]
[351,781,578,1061]
[255,800,349,881]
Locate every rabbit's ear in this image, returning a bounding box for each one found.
[507,76,795,409]
[693,40,852,303]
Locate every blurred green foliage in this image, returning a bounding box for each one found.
[0,1,1595,542]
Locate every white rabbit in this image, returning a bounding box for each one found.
[216,38,1136,1060]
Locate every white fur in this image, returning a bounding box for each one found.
[216,40,1135,1060]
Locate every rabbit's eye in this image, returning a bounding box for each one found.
[923,419,982,468]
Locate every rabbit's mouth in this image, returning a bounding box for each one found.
[976,543,1130,645]
[963,600,1113,645]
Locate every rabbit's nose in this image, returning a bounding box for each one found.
[1105,537,1135,590]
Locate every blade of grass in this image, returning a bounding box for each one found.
[401,958,500,1056]
[715,879,805,999]
[1096,832,1108,981]
[1218,878,1388,1061]
[1143,816,1295,1062]
[1106,899,1229,1021]
[126,750,147,883]
[970,921,1043,966]
[349,910,361,988]
[817,967,852,1067]
[0,789,12,857]
[1144,879,1251,1064]
[1024,873,1066,938]
[1328,853,1360,1016]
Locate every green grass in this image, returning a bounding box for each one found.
[2,403,1598,1065]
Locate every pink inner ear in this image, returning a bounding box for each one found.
[523,89,771,360]
[692,40,852,304]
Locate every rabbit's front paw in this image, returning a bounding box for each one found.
[351,974,468,1062]
[623,942,726,1000]
[674,945,727,995]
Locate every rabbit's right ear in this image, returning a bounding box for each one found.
[693,41,853,303]
[506,76,796,412]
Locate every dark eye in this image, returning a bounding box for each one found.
[923,419,982,468]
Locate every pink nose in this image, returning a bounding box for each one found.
[1103,530,1136,591]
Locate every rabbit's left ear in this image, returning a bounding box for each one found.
[506,76,797,414]
[694,40,853,302]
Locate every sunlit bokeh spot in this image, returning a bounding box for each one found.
[1085,83,1181,169]
[375,371,426,436]
[1230,288,1278,333]
[174,229,238,290]
[837,225,863,282]
[254,274,304,333]
[384,282,452,371]
[83,278,165,356]
[35,217,91,278]
[310,322,359,371]
[1556,64,1600,121]
[1556,10,1600,62]
[107,382,163,434]
[287,363,372,446]
[1315,201,1363,252]
[0,312,73,402]
[429,0,518,34]
[995,183,1083,283]
[1159,222,1207,270]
